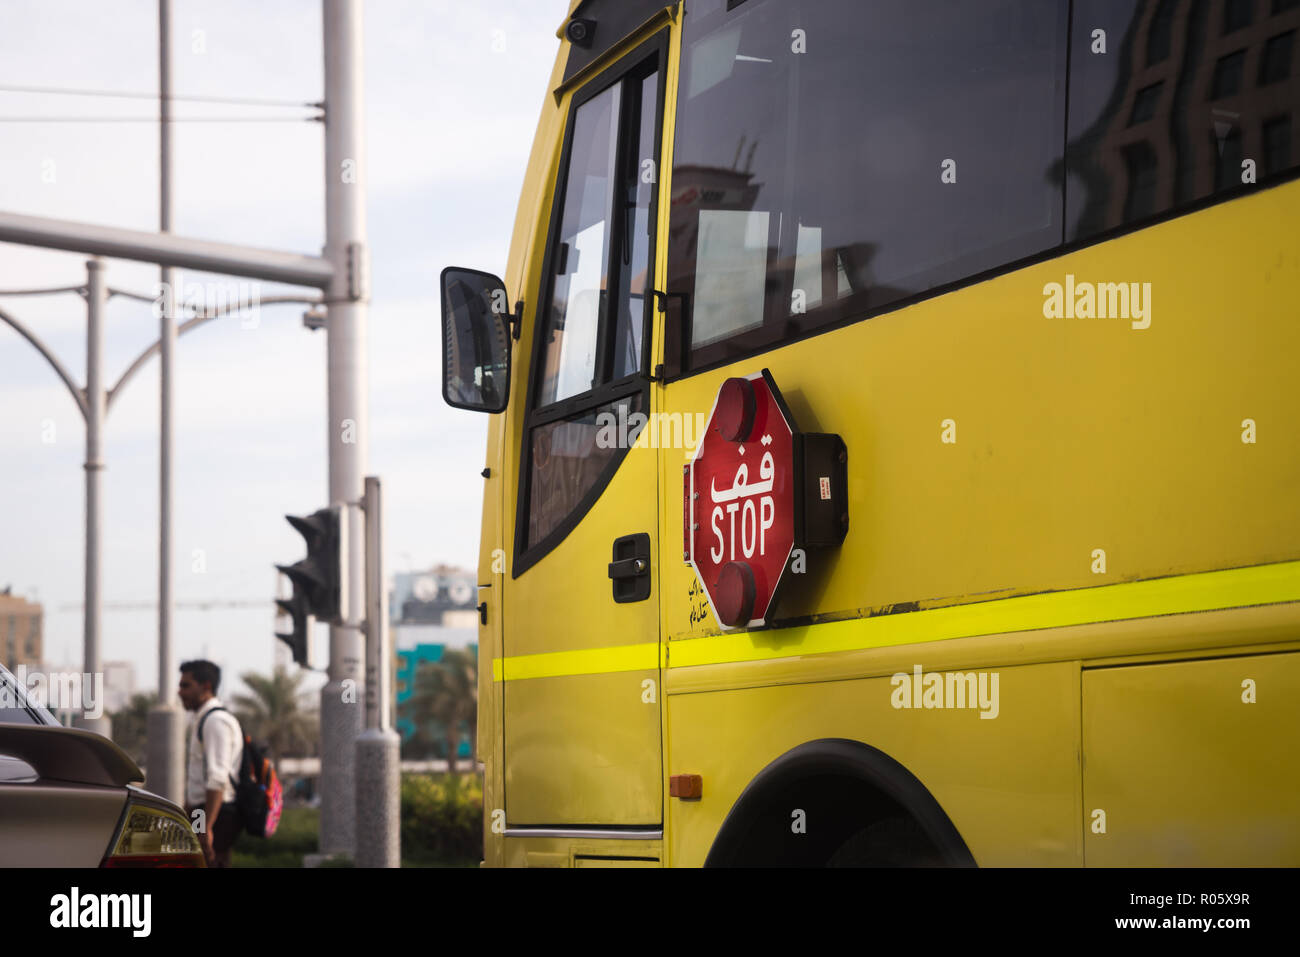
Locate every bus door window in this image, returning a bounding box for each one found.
[517,49,664,571]
[537,82,621,407]
[611,70,659,381]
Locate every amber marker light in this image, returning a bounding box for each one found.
[669,774,703,799]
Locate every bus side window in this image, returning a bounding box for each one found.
[663,0,1300,378]
[665,0,1069,374]
[1067,0,1300,240]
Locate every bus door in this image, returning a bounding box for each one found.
[501,35,668,828]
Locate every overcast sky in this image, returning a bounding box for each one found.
[0,0,567,701]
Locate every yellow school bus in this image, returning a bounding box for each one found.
[440,0,1300,866]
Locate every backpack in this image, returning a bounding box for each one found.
[198,706,284,839]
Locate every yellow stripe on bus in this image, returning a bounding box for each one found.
[492,641,661,682]
[491,560,1300,680]
[669,559,1300,668]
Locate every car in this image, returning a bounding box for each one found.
[0,662,205,867]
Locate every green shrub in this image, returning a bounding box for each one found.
[400,773,483,866]
[233,777,481,867]
[232,807,319,868]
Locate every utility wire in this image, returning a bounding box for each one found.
[56,599,272,611]
[0,82,321,109]
[0,115,321,123]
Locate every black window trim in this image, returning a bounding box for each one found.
[512,29,669,580]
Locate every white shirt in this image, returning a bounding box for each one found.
[186,697,242,806]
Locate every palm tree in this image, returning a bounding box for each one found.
[110,693,155,765]
[404,649,477,767]
[230,665,318,764]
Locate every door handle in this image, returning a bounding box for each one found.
[609,533,651,603]
[608,557,647,579]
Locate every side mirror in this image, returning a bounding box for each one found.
[440,267,512,414]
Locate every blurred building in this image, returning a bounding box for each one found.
[0,590,42,671]
[390,564,479,651]
[390,564,479,755]
[395,642,477,755]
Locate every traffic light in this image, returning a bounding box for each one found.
[274,508,343,667]
[275,585,311,666]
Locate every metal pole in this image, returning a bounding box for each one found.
[146,0,185,805]
[78,258,110,737]
[0,211,334,289]
[356,476,399,867]
[319,0,369,859]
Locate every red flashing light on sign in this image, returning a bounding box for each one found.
[715,376,756,442]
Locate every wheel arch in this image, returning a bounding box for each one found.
[703,737,976,867]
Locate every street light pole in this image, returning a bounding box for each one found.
[2,287,323,740]
[78,258,110,738]
[319,0,369,859]
[146,0,186,805]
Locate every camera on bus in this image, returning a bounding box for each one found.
[565,18,595,48]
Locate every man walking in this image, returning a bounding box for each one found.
[178,659,243,868]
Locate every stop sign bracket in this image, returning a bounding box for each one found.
[793,431,849,549]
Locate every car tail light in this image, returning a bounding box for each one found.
[102,801,206,868]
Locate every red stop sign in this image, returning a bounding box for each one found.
[686,369,797,630]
